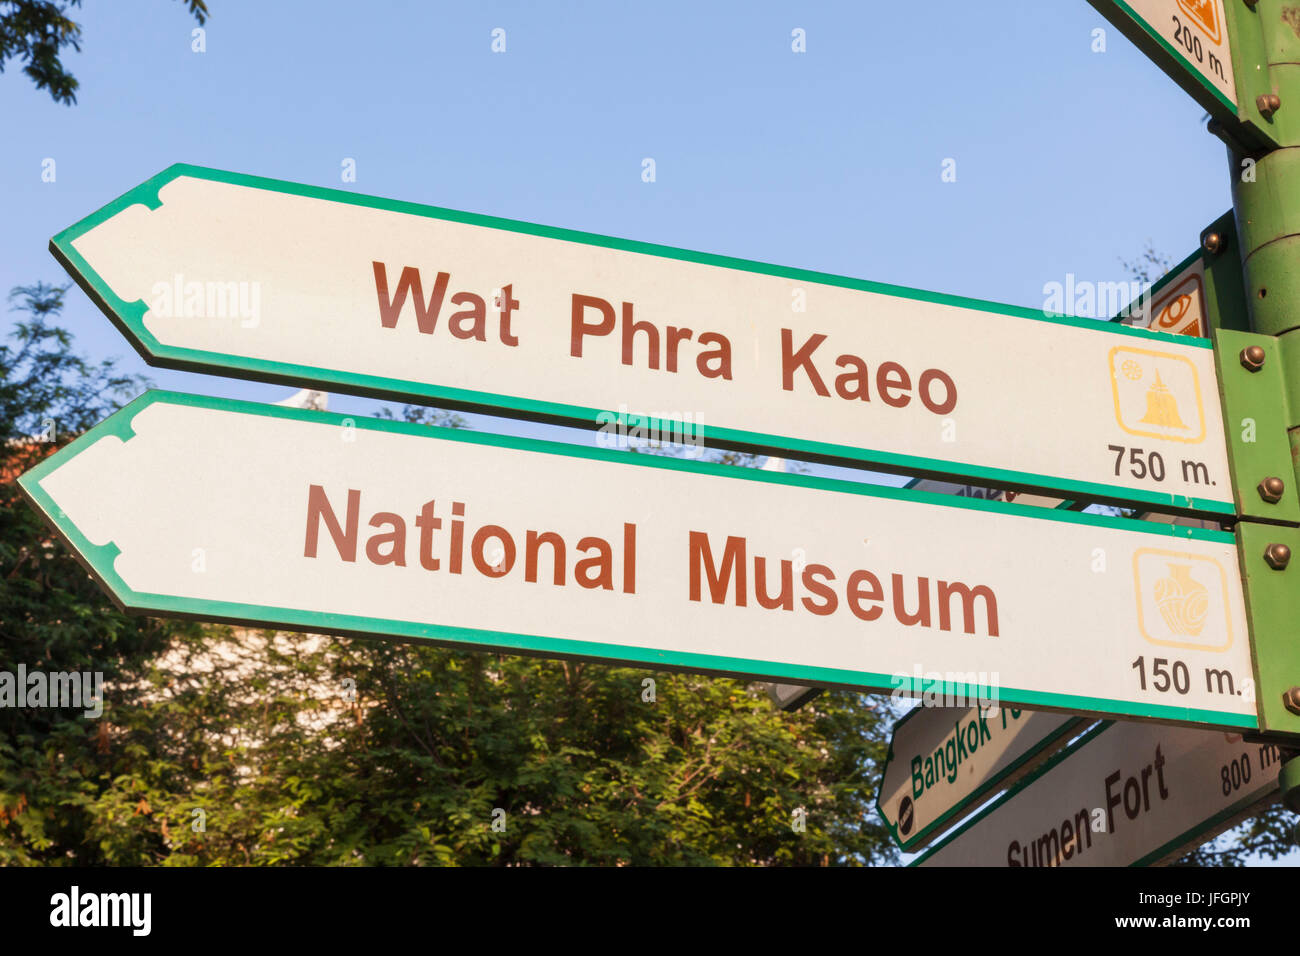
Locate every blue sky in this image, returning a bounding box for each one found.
[3,0,1288,864]
[3,0,1232,430]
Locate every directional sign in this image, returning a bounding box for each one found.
[1117,249,1208,338]
[52,164,1233,516]
[876,706,1088,852]
[20,391,1260,731]
[1088,0,1276,149]
[915,720,1282,866]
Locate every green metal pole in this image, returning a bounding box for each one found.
[1228,0,1300,814]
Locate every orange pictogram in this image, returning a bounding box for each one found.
[1157,294,1191,328]
[1178,0,1222,45]
[1152,272,1205,336]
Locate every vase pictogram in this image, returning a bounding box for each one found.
[1153,563,1209,637]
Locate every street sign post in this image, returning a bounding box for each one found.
[51,164,1234,516]
[19,391,1263,731]
[876,705,1088,852]
[1087,0,1278,149]
[914,720,1283,866]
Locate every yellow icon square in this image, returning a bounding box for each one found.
[1109,346,1206,444]
[1132,548,1233,653]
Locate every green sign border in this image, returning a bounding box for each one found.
[875,706,1089,853]
[50,163,1232,518]
[910,719,1278,867]
[19,389,1257,732]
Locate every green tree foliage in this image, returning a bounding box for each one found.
[1119,241,1174,288]
[0,287,897,865]
[88,628,896,865]
[0,0,208,104]
[0,283,180,863]
[1174,802,1297,867]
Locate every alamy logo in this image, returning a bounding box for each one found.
[149,272,261,327]
[1042,274,1151,322]
[49,886,151,936]
[0,665,102,718]
[595,404,704,456]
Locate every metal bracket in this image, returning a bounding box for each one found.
[1225,0,1283,147]
[1214,328,1300,524]
[1201,212,1251,332]
[1236,521,1300,738]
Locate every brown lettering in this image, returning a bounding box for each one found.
[689,532,747,605]
[781,329,829,395]
[571,294,616,357]
[372,262,450,333]
[304,485,360,561]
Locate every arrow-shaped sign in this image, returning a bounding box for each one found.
[914,719,1282,867]
[19,391,1261,731]
[52,164,1233,516]
[876,705,1088,852]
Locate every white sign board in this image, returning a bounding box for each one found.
[877,706,1085,852]
[52,165,1232,515]
[19,391,1257,731]
[916,720,1281,867]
